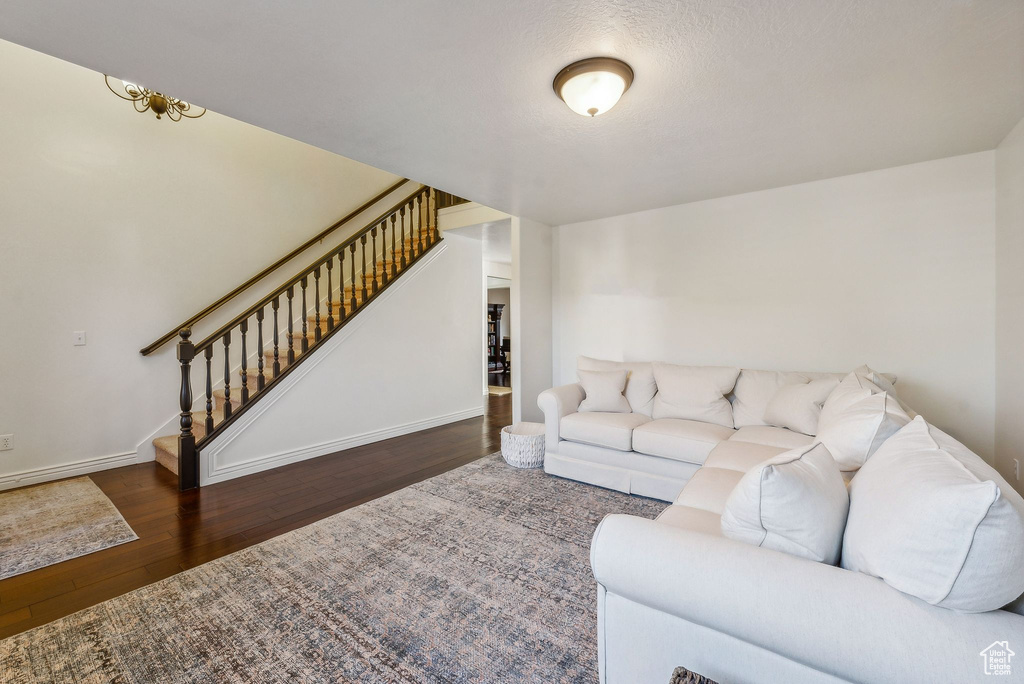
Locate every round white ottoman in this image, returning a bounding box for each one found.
[500,422,545,468]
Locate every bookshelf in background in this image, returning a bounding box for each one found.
[487,303,505,372]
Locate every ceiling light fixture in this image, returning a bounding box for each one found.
[552,57,634,117]
[104,75,207,121]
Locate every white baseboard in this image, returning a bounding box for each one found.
[202,405,485,485]
[0,451,139,491]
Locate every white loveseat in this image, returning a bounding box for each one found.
[538,359,1024,684]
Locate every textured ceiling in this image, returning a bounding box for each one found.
[1,1,1022,225]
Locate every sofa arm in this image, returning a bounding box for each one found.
[591,514,1024,684]
[537,383,584,450]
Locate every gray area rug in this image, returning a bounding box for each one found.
[0,476,138,580]
[0,454,663,683]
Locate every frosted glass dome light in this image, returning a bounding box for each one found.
[553,57,634,117]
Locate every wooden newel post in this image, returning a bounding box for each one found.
[177,328,199,491]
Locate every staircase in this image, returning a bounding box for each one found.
[146,184,464,490]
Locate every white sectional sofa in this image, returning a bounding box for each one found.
[540,359,845,502]
[538,359,1024,684]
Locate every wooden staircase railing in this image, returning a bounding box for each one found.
[172,185,445,490]
[140,178,410,356]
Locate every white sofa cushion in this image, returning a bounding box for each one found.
[729,425,815,450]
[720,443,849,564]
[632,419,736,466]
[577,369,631,413]
[656,505,723,537]
[578,356,657,416]
[817,372,911,473]
[651,363,740,428]
[842,417,1024,612]
[674,467,745,515]
[704,440,789,474]
[762,378,839,436]
[559,411,650,452]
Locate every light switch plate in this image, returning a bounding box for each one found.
[0,435,12,451]
[73,331,86,346]
[1015,459,1020,481]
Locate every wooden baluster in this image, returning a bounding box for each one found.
[338,249,348,322]
[390,214,398,277]
[286,286,295,364]
[240,319,250,405]
[222,331,232,421]
[326,257,335,331]
[349,243,358,312]
[426,189,433,244]
[256,308,265,391]
[399,205,408,269]
[433,188,441,242]
[429,188,438,243]
[407,198,415,258]
[204,346,214,435]
[416,193,425,253]
[313,265,322,344]
[177,329,198,491]
[360,234,369,301]
[427,189,434,245]
[372,225,381,290]
[300,277,309,353]
[272,297,281,377]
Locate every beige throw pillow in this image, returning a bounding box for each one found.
[721,442,849,564]
[577,369,631,413]
[577,356,657,416]
[651,363,740,428]
[762,378,840,436]
[842,417,1024,612]
[816,372,911,472]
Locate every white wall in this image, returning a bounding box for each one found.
[511,217,553,424]
[554,152,997,460]
[202,236,484,483]
[0,39,403,488]
[996,116,1024,494]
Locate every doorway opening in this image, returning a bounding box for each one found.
[487,277,512,394]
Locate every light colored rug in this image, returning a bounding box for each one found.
[488,385,512,395]
[0,454,663,683]
[0,476,137,580]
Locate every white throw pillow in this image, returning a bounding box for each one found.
[816,372,910,472]
[852,364,917,418]
[651,363,740,428]
[577,356,657,416]
[731,369,814,428]
[721,442,849,564]
[842,417,1024,612]
[762,378,840,436]
[577,369,631,413]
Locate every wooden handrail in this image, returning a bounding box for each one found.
[192,185,425,353]
[140,177,410,355]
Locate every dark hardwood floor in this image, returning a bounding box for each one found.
[0,393,511,639]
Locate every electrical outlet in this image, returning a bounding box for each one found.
[72,331,87,346]
[1015,459,1020,481]
[0,434,12,451]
